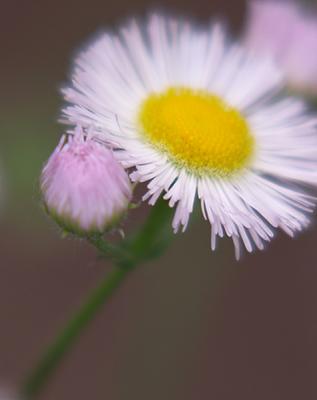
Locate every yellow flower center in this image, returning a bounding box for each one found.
[137,87,254,177]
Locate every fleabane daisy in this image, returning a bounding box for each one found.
[62,14,317,258]
[244,0,317,95]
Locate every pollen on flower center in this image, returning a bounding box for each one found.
[138,87,255,176]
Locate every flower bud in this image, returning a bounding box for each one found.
[41,127,132,235]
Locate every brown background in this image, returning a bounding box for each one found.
[1,0,317,399]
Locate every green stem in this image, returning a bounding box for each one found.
[87,234,132,266]
[22,264,131,399]
[21,199,174,399]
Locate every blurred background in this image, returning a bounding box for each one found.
[2,0,317,399]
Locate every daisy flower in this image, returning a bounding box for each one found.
[244,0,317,95]
[62,14,317,258]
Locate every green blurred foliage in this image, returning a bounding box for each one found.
[1,96,61,228]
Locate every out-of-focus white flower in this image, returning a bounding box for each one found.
[41,127,132,235]
[244,0,317,95]
[62,14,317,258]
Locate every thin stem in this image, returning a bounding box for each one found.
[127,198,174,260]
[21,199,174,399]
[22,264,131,399]
[87,234,132,265]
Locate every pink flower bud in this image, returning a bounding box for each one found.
[41,127,132,235]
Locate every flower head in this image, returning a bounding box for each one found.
[62,14,317,258]
[244,0,317,94]
[41,127,132,235]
